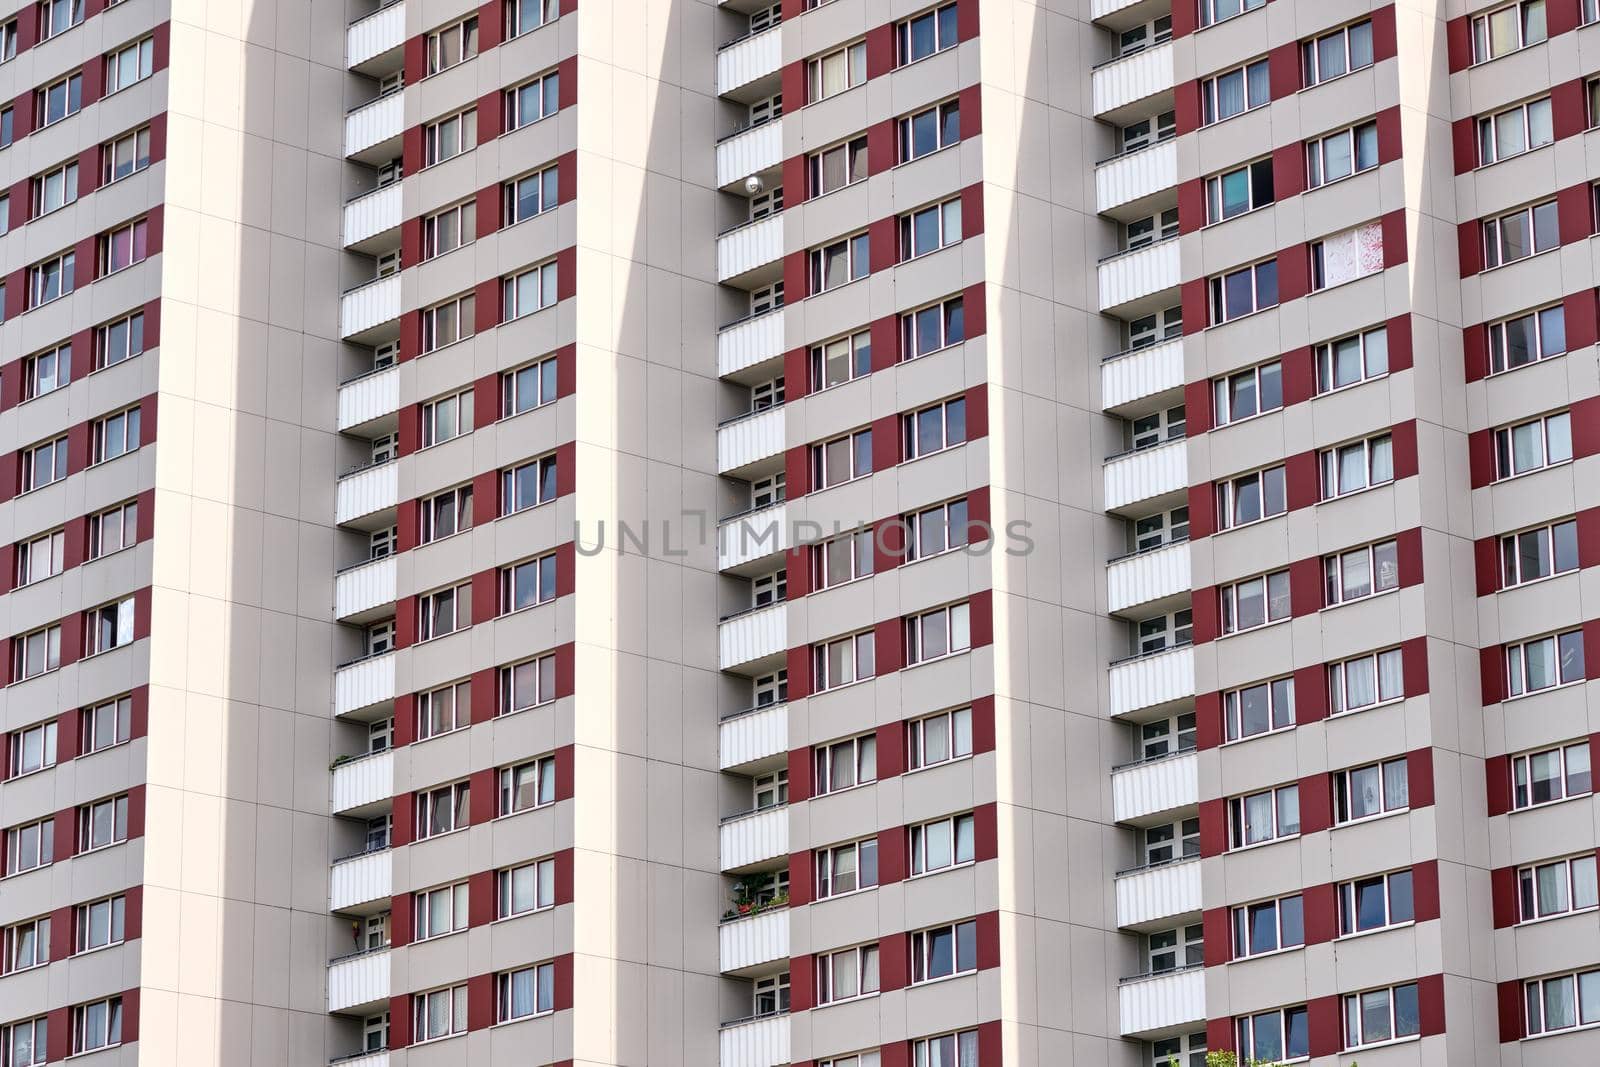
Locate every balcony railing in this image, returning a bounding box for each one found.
[718,213,783,283]
[719,1011,790,1067]
[343,183,402,249]
[1103,436,1186,513]
[720,804,788,872]
[339,273,401,338]
[1114,856,1201,929]
[718,308,785,378]
[334,650,397,717]
[719,906,790,974]
[1106,539,1190,615]
[717,405,785,475]
[327,946,390,1014]
[1091,39,1175,118]
[344,92,404,160]
[330,749,394,815]
[1118,964,1205,1037]
[717,24,782,96]
[717,118,783,188]
[1095,136,1178,215]
[1108,642,1195,718]
[335,459,399,525]
[1111,750,1198,824]
[347,0,404,70]
[718,601,787,670]
[1100,336,1183,414]
[329,846,392,912]
[719,700,788,772]
[1097,235,1180,314]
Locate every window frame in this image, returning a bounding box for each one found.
[415,780,472,840]
[422,107,479,167]
[896,3,959,66]
[5,719,56,779]
[1323,539,1400,607]
[1525,968,1600,1036]
[103,37,153,95]
[905,601,972,665]
[1315,325,1389,393]
[805,40,867,103]
[1517,853,1599,923]
[1471,0,1548,65]
[902,396,967,460]
[1482,199,1560,269]
[1301,19,1374,89]
[1492,411,1572,479]
[1222,676,1295,744]
[1328,647,1406,715]
[1504,629,1587,697]
[904,497,969,562]
[1318,431,1394,499]
[814,732,877,796]
[1207,259,1278,324]
[1230,892,1305,959]
[1215,464,1287,531]
[505,71,559,131]
[499,552,559,614]
[1511,741,1592,810]
[909,918,979,983]
[419,483,473,544]
[1306,119,1380,189]
[816,837,880,899]
[1210,360,1283,427]
[1499,518,1579,588]
[503,164,559,226]
[1226,783,1300,850]
[495,961,556,1022]
[498,652,559,715]
[900,294,965,359]
[1337,869,1415,937]
[812,630,876,691]
[815,942,881,1005]
[907,706,973,771]
[1478,96,1554,166]
[1332,756,1410,825]
[897,98,961,162]
[1236,1005,1310,1062]
[1488,303,1567,374]
[1342,982,1421,1049]
[1200,58,1270,126]
[497,856,558,918]
[1218,570,1291,636]
[501,355,559,417]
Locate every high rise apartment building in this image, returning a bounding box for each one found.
[1,0,1598,1065]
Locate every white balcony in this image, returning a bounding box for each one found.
[340,274,401,340]
[330,848,392,913]
[328,948,390,1014]
[330,1054,388,1067]
[719,603,787,671]
[1106,541,1190,616]
[1098,238,1180,314]
[338,366,400,433]
[1108,644,1195,719]
[331,751,394,817]
[718,311,784,379]
[718,407,785,476]
[1092,0,1149,19]
[1115,858,1201,930]
[720,805,788,873]
[719,503,787,572]
[343,184,403,251]
[1092,41,1174,119]
[1119,966,1205,1038]
[717,28,782,97]
[720,908,790,975]
[345,92,404,161]
[719,215,783,283]
[720,702,788,773]
[1112,751,1198,825]
[347,1,404,73]
[1096,138,1177,215]
[336,462,399,526]
[718,120,783,189]
[336,556,397,621]
[1104,438,1186,514]
[1101,337,1183,416]
[335,651,397,718]
[720,1013,789,1067]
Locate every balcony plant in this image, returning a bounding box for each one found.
[722,874,789,921]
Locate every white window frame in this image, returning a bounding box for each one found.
[1319,432,1394,499]
[1526,968,1600,1036]
[498,755,557,816]
[1488,304,1566,374]
[500,552,558,614]
[896,3,959,66]
[816,837,878,899]
[14,623,61,679]
[31,159,77,218]
[808,232,870,293]
[499,653,558,714]
[1482,199,1559,269]
[903,396,967,460]
[419,484,473,543]
[70,997,122,1054]
[806,40,866,102]
[813,630,875,690]
[1500,518,1579,587]
[1218,570,1290,635]
[900,294,965,358]
[1215,465,1286,530]
[1227,784,1300,849]
[423,108,478,166]
[1328,647,1405,715]
[912,1031,978,1067]
[413,881,469,942]
[1306,119,1379,189]
[412,984,468,1043]
[1505,629,1586,697]
[1206,157,1276,225]
[76,794,129,852]
[504,164,559,225]
[905,601,972,664]
[506,0,559,39]
[497,857,557,918]
[1518,854,1598,923]
[904,498,969,561]
[502,453,559,514]
[1333,757,1410,825]
[907,706,972,771]
[1301,19,1374,88]
[814,732,876,795]
[1493,411,1572,479]
[415,781,471,840]
[1207,260,1278,323]
[1211,360,1282,426]
[95,310,145,370]
[1343,982,1421,1049]
[421,293,475,352]
[1231,893,1304,958]
[811,428,872,489]
[2,915,50,974]
[1223,677,1294,743]
[909,812,976,876]
[1479,96,1554,165]
[502,260,559,319]
[898,98,961,162]
[92,406,142,464]
[104,37,154,96]
[1323,539,1399,607]
[6,719,56,779]
[899,197,963,260]
[496,961,556,1021]
[15,529,64,587]
[1315,325,1389,393]
[808,135,868,198]
[1472,0,1547,64]
[1200,59,1269,125]
[422,200,476,259]
[501,355,558,417]
[424,14,478,76]
[910,919,978,983]
[102,126,151,185]
[415,681,471,743]
[421,389,474,449]
[1512,742,1592,810]
[816,943,880,1005]
[1199,0,1264,29]
[1338,869,1414,937]
[84,597,135,657]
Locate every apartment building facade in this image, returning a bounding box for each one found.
[1,0,1599,1064]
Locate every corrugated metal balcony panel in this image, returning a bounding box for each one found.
[719,908,790,975]
[1108,644,1195,718]
[1097,238,1180,315]
[718,602,787,671]
[717,120,783,189]
[1091,40,1175,118]
[1118,966,1205,1037]
[717,28,782,97]
[339,274,402,339]
[1115,858,1201,930]
[718,312,785,380]
[719,1013,789,1067]
[720,805,788,873]
[1106,541,1191,616]
[1103,438,1186,513]
[718,215,784,284]
[1095,138,1177,215]
[344,92,404,160]
[343,183,403,251]
[719,503,787,573]
[337,366,400,434]
[1111,751,1198,825]
[327,948,391,1014]
[330,849,392,913]
[335,462,399,526]
[334,651,397,718]
[347,1,404,72]
[719,702,788,772]
[330,750,394,817]
[717,406,785,476]
[1100,337,1183,416]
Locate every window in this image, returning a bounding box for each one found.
[500,553,558,613]
[414,882,469,941]
[814,630,875,690]
[506,72,560,133]
[1200,0,1264,27]
[0,21,13,63]
[1507,629,1587,697]
[909,707,972,770]
[1513,742,1592,809]
[1232,894,1304,958]
[14,624,61,679]
[1227,784,1299,848]
[1223,678,1293,742]
[1211,361,1282,426]
[15,530,63,587]
[810,330,871,391]
[1493,411,1571,478]
[1307,120,1379,188]
[503,261,558,318]
[1140,715,1196,761]
[1137,610,1192,654]
[1205,158,1274,224]
[91,407,141,465]
[506,0,558,38]
[900,197,962,260]
[1201,60,1269,125]
[497,962,555,1021]
[1489,304,1566,374]
[1237,1006,1309,1062]
[422,293,476,352]
[811,428,872,489]
[1118,15,1172,55]
[1207,260,1278,323]
[1325,540,1399,606]
[1339,869,1415,935]
[1311,220,1384,291]
[499,756,557,816]
[419,389,474,449]
[1479,97,1553,165]
[21,345,69,402]
[753,972,789,1016]
[1334,757,1410,823]
[1519,855,1599,922]
[424,109,477,167]
[416,781,471,839]
[901,295,965,358]
[905,498,969,561]
[750,281,784,317]
[898,3,958,64]
[1526,969,1600,1035]
[498,857,557,917]
[1315,326,1388,392]
[911,919,978,982]
[1472,0,1546,63]
[906,602,971,664]
[753,669,787,708]
[1320,432,1394,498]
[899,98,961,161]
[903,397,966,460]
[36,71,81,127]
[750,568,786,608]
[502,453,559,514]
[504,165,558,225]
[421,485,473,544]
[422,201,475,259]
[1133,506,1188,551]
[816,838,878,898]
[0,107,13,150]
[913,1031,978,1067]
[418,583,471,641]
[105,37,154,94]
[808,135,868,197]
[821,1054,881,1067]
[499,653,558,713]
[426,15,477,74]
[4,816,53,872]
[809,232,870,292]
[1302,20,1373,87]
[6,720,55,778]
[1143,818,1200,864]
[77,794,129,852]
[1130,406,1184,450]
[910,812,975,876]
[1119,110,1175,153]
[815,734,876,795]
[1215,465,1286,530]
[1483,199,1559,268]
[27,250,75,308]
[70,997,122,1054]
[82,695,133,755]
[96,310,146,370]
[1219,571,1290,635]
[1127,305,1183,349]
[807,41,866,101]
[1501,519,1579,587]
[416,680,471,741]
[103,127,152,185]
[752,768,788,811]
[31,160,78,217]
[1344,983,1420,1048]
[1329,647,1405,715]
[413,985,468,1042]
[502,356,558,416]
[3,915,49,973]
[1150,1033,1207,1067]
[817,944,880,1004]
[85,597,135,657]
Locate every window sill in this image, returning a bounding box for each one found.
[101,76,154,102]
[499,496,558,522]
[77,839,128,857]
[1305,159,1381,195]
[0,860,53,880]
[901,543,974,569]
[814,571,872,595]
[77,739,133,760]
[412,927,468,946]
[904,645,973,670]
[415,431,473,454]
[420,334,475,360]
[1524,1019,1600,1041]
[1297,61,1376,96]
[895,43,960,74]
[909,968,977,989]
[900,440,966,467]
[1333,806,1409,831]
[815,990,881,1010]
[813,779,875,802]
[894,141,961,172]
[1476,138,1553,171]
[802,81,866,111]
[1199,102,1269,133]
[494,802,556,822]
[415,825,470,843]
[1468,41,1543,70]
[1510,789,1592,815]
[1314,370,1390,400]
[1329,695,1405,719]
[808,274,869,301]
[902,752,974,778]
[1220,723,1295,748]
[1481,244,1559,275]
[1210,404,1284,432]
[1320,583,1401,613]
[100,164,153,191]
[1499,565,1581,594]
[411,1033,465,1047]
[1201,199,1273,231]
[1334,918,1415,943]
[1226,833,1300,856]
[814,675,875,696]
[898,238,963,266]
[1195,5,1265,34]
[1320,478,1395,506]
[1213,509,1287,537]
[1205,302,1278,332]
[1486,348,1567,379]
[1217,615,1291,642]
[1229,942,1304,965]
[1346,1033,1421,1054]
[491,902,557,925]
[492,1009,557,1027]
[65,1042,124,1060]
[815,883,878,905]
[1492,456,1574,485]
[1310,265,1385,296]
[1519,903,1600,928]
[497,595,558,619]
[1505,677,1587,702]
[907,858,977,881]
[421,145,479,173]
[2,958,48,975]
